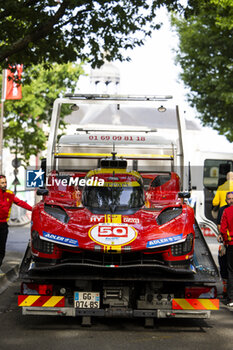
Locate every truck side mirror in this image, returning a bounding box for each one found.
[37,188,49,196]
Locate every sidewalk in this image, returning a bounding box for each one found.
[0,224,30,294]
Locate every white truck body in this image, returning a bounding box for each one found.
[47,94,233,236]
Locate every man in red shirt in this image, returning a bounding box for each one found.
[220,202,233,306]
[0,175,32,269]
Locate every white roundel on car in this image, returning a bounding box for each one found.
[89,223,137,246]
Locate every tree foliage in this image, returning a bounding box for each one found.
[172,3,233,141]
[3,62,84,165]
[210,0,233,29]
[0,0,198,70]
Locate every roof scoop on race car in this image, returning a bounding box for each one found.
[100,151,127,169]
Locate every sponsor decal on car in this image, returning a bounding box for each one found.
[89,223,137,246]
[90,214,122,223]
[90,215,105,223]
[42,231,79,247]
[122,217,140,224]
[146,233,184,248]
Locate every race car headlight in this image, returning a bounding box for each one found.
[171,233,194,256]
[44,204,69,224]
[157,207,182,226]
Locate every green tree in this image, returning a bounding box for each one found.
[3,62,84,165]
[210,0,233,29]
[172,5,233,141]
[0,1,198,70]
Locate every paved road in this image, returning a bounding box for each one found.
[7,223,30,253]
[0,224,31,281]
[0,280,233,350]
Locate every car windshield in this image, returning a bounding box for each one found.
[83,184,144,214]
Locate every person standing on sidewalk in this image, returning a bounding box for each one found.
[220,202,233,306]
[217,192,233,296]
[213,171,233,208]
[0,175,32,269]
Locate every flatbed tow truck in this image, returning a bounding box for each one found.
[18,95,220,326]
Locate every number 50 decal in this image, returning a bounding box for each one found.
[89,224,137,246]
[98,226,128,237]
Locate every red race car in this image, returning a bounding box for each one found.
[31,156,195,274]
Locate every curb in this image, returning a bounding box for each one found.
[0,264,20,294]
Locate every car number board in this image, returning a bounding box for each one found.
[74,292,100,309]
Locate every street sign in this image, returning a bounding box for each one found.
[12,177,20,186]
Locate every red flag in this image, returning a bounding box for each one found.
[4,65,23,100]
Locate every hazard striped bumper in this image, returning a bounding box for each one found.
[18,296,219,318]
[172,298,219,310]
[18,295,65,307]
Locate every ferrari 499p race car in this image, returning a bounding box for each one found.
[30,156,195,274]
